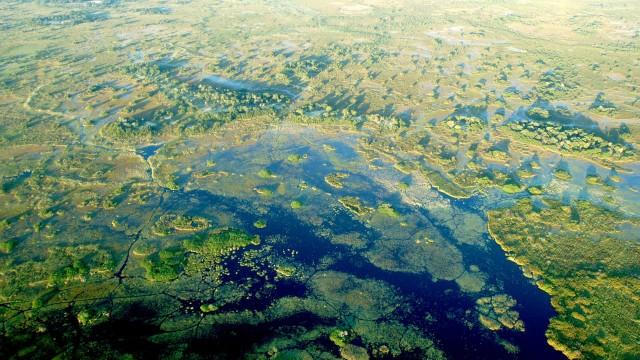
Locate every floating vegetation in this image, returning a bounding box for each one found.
[305,271,445,358]
[142,246,184,282]
[375,203,400,218]
[286,153,307,164]
[338,196,372,216]
[455,269,487,293]
[323,144,336,152]
[476,294,525,332]
[330,231,368,249]
[523,185,542,195]
[366,232,465,281]
[184,228,259,257]
[257,168,276,179]
[152,214,210,235]
[585,173,604,186]
[0,239,16,253]
[324,172,349,189]
[253,219,267,229]
[199,303,218,313]
[501,181,524,194]
[1,245,114,310]
[254,186,274,197]
[554,168,572,181]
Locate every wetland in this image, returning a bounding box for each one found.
[1,1,639,359]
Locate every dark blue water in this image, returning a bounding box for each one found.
[230,197,562,359]
[190,134,566,359]
[136,144,163,160]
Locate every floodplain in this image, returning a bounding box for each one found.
[1,1,639,359]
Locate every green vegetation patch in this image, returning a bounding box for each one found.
[476,294,524,332]
[142,246,185,282]
[100,116,155,144]
[290,200,303,209]
[152,214,210,236]
[338,196,372,216]
[253,219,267,229]
[324,172,349,189]
[0,239,17,253]
[199,303,218,313]
[376,203,400,218]
[257,168,276,179]
[184,228,259,257]
[507,120,634,161]
[1,245,115,308]
[585,174,604,186]
[554,168,572,181]
[286,153,307,164]
[488,199,640,359]
[501,181,523,194]
[421,167,472,199]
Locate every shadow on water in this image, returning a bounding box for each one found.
[509,100,632,145]
[203,75,300,99]
[1,170,32,193]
